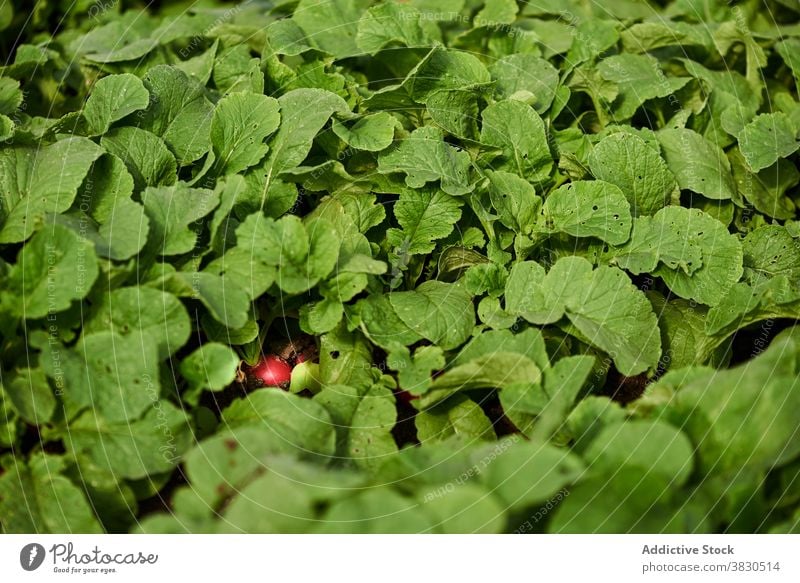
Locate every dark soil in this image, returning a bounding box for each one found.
[135,466,188,520]
[478,391,521,437]
[391,391,420,448]
[602,369,650,404]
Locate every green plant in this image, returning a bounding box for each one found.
[1,0,800,534]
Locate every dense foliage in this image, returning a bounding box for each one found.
[1,0,800,533]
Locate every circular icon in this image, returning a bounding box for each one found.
[20,543,46,571]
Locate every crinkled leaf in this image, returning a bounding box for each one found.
[67,403,191,480]
[657,128,736,200]
[542,180,632,245]
[139,65,215,165]
[84,286,190,360]
[388,281,475,350]
[738,112,800,173]
[652,208,743,306]
[6,224,98,319]
[589,133,675,216]
[101,127,177,192]
[379,126,472,196]
[480,99,552,181]
[0,137,104,243]
[211,92,280,175]
[83,73,149,136]
[41,331,159,423]
[489,54,558,113]
[140,183,219,256]
[332,112,397,152]
[387,188,463,255]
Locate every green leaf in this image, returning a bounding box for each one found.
[0,114,12,140]
[0,77,22,114]
[314,383,397,470]
[6,224,98,319]
[0,453,103,533]
[388,281,475,350]
[426,89,480,141]
[657,128,737,200]
[67,403,191,480]
[301,298,343,334]
[356,293,424,350]
[489,54,559,113]
[420,483,506,533]
[139,65,215,165]
[317,488,432,533]
[77,21,157,63]
[214,461,350,533]
[480,99,552,180]
[77,154,150,261]
[180,343,240,404]
[356,2,436,54]
[504,260,552,322]
[608,207,705,276]
[182,426,345,510]
[409,47,491,102]
[255,88,348,202]
[213,45,263,95]
[378,126,473,196]
[101,127,177,192]
[588,133,676,216]
[542,180,632,245]
[332,112,397,152]
[668,333,800,475]
[293,0,371,58]
[566,19,619,66]
[386,188,463,255]
[141,183,219,256]
[584,420,695,486]
[222,390,336,459]
[319,325,376,389]
[487,170,540,235]
[41,331,159,423]
[729,149,797,220]
[419,352,542,409]
[0,137,104,243]
[267,19,313,56]
[454,328,550,371]
[738,112,800,173]
[507,258,662,375]
[482,440,584,513]
[742,224,800,285]
[549,469,683,533]
[598,54,689,120]
[505,354,596,440]
[76,154,150,261]
[211,92,280,175]
[651,294,722,369]
[234,214,339,295]
[416,395,495,443]
[83,73,150,135]
[83,286,190,360]
[474,0,518,27]
[165,271,250,330]
[652,208,743,306]
[4,368,55,425]
[387,344,445,394]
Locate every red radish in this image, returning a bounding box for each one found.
[247,355,292,389]
[396,390,419,404]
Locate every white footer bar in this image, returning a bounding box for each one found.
[1,535,797,582]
